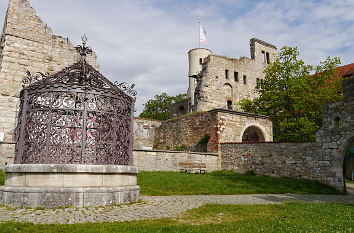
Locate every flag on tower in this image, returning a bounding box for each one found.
[199,24,207,46]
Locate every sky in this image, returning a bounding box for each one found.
[0,0,353,114]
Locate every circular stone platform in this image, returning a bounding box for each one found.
[0,164,140,208]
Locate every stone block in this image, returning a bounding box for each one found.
[25,173,63,187]
[5,172,26,186]
[63,174,102,187]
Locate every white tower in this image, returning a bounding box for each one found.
[187,48,212,110]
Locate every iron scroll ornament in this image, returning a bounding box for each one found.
[15,38,137,165]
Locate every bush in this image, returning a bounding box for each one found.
[245,170,256,176]
[174,144,187,151]
[0,169,5,186]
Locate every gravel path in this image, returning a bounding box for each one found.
[0,194,353,224]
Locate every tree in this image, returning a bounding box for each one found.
[240,46,342,141]
[139,93,188,121]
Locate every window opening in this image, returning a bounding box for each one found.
[266,52,270,64]
[199,58,202,65]
[262,51,266,63]
[243,75,247,84]
[225,69,229,79]
[234,71,239,82]
[227,100,232,110]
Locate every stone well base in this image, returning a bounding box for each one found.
[0,164,140,208]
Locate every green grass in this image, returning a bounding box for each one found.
[0,202,352,232]
[0,169,340,195]
[138,171,341,195]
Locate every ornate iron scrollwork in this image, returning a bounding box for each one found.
[15,37,136,165]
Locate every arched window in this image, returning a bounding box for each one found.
[223,83,233,99]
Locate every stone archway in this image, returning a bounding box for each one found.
[242,126,265,142]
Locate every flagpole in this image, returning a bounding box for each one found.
[198,21,200,48]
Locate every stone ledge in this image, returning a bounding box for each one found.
[0,185,140,207]
[4,164,139,174]
[134,149,218,156]
[0,185,140,193]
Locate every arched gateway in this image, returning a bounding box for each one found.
[242,126,265,142]
[314,73,354,192]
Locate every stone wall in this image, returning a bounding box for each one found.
[154,112,214,151]
[220,141,344,191]
[133,118,161,150]
[211,109,273,143]
[194,38,277,112]
[153,109,273,153]
[133,149,220,172]
[0,0,98,161]
[221,142,322,178]
[220,77,354,192]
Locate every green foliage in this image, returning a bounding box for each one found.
[137,171,340,196]
[239,46,342,141]
[152,139,161,149]
[244,170,256,176]
[1,203,353,232]
[174,144,187,151]
[197,134,210,146]
[139,93,188,121]
[0,169,5,186]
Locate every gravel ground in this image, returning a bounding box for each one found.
[0,194,353,224]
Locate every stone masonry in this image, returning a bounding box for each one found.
[133,118,162,150]
[153,109,273,152]
[220,76,354,192]
[133,149,219,173]
[0,0,98,164]
[194,38,277,112]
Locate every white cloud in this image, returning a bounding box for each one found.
[0,0,353,114]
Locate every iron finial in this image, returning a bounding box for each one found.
[75,34,92,64]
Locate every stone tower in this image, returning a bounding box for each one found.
[0,0,99,165]
[193,38,277,112]
[187,48,212,111]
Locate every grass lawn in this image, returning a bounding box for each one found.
[0,169,340,195]
[0,202,353,232]
[138,171,341,195]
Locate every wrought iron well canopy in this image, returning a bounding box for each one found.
[15,37,137,165]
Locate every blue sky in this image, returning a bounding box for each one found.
[0,0,353,114]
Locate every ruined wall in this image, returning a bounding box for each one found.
[0,0,99,164]
[154,112,215,151]
[220,77,354,192]
[195,38,277,112]
[221,142,324,179]
[133,149,220,172]
[212,109,273,143]
[133,118,161,150]
[153,109,273,152]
